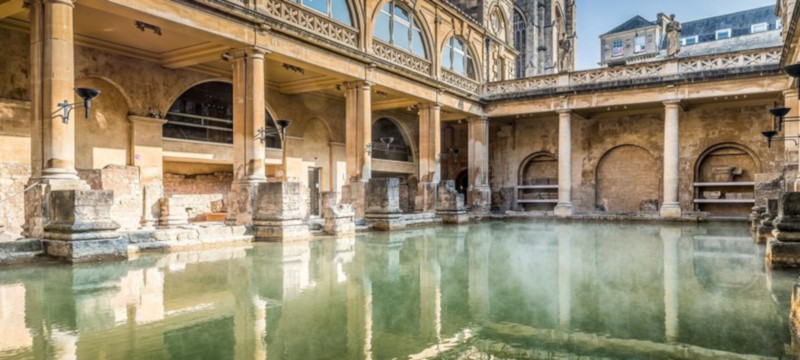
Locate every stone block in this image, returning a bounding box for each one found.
[158,197,189,228]
[253,182,309,242]
[469,186,491,214]
[754,172,783,207]
[365,178,404,230]
[43,190,126,262]
[436,180,468,224]
[774,193,800,241]
[756,199,778,244]
[415,182,437,213]
[225,182,260,226]
[767,238,800,268]
[322,192,355,235]
[749,205,765,232]
[341,181,366,219]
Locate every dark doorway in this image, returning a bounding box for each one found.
[308,168,321,216]
[455,169,468,196]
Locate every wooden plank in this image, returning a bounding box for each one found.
[693,199,755,204]
[516,185,559,190]
[517,200,559,204]
[693,182,755,187]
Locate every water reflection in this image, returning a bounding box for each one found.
[0,222,795,359]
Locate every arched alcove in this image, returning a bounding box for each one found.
[74,77,131,170]
[517,152,558,211]
[595,145,660,213]
[371,117,413,162]
[693,143,759,216]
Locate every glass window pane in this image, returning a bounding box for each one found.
[411,29,425,57]
[394,6,409,23]
[453,53,464,73]
[331,0,352,25]
[466,59,476,79]
[442,43,452,69]
[394,22,410,49]
[454,38,464,52]
[302,0,327,15]
[375,11,391,42]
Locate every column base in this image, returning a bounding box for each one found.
[253,219,310,242]
[44,238,128,263]
[469,187,491,214]
[767,238,800,268]
[366,213,406,231]
[225,181,262,226]
[342,181,366,219]
[415,182,437,213]
[554,203,573,217]
[660,203,682,218]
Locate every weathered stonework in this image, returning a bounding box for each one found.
[750,205,765,232]
[756,199,778,244]
[322,191,355,235]
[0,163,29,241]
[341,181,366,220]
[767,193,800,268]
[436,180,468,224]
[415,182,437,213]
[42,190,126,262]
[253,182,310,242]
[158,197,190,229]
[225,182,260,226]
[365,178,405,231]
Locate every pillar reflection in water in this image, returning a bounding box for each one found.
[0,283,33,353]
[661,227,681,344]
[468,225,490,322]
[556,225,572,330]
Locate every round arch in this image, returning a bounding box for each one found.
[371,116,417,162]
[76,75,134,112]
[439,34,482,81]
[693,143,762,182]
[74,76,132,170]
[369,0,436,63]
[164,78,281,121]
[518,151,557,184]
[595,144,661,213]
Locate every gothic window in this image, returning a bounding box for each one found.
[442,37,476,79]
[490,7,507,41]
[375,1,427,58]
[164,81,280,148]
[513,10,525,78]
[294,0,353,26]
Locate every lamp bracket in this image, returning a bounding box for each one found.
[55,101,85,124]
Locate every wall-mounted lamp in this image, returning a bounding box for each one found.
[276,119,292,141]
[56,88,101,124]
[786,63,800,99]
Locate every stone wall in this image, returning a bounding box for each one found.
[0,163,30,240]
[79,165,143,231]
[164,172,232,196]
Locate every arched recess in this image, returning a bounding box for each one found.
[486,2,510,43]
[441,35,479,80]
[371,0,435,62]
[74,77,131,170]
[693,143,760,216]
[518,152,558,211]
[595,145,661,213]
[371,117,415,163]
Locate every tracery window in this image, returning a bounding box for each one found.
[513,10,525,78]
[374,0,427,58]
[442,37,476,79]
[294,0,353,26]
[490,7,507,42]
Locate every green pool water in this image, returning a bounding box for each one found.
[0,221,795,359]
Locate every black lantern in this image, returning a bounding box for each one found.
[56,87,101,124]
[276,119,292,142]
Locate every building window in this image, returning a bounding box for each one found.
[715,29,731,40]
[612,39,623,57]
[634,35,646,53]
[294,0,352,26]
[374,1,427,58]
[681,36,699,45]
[442,37,476,79]
[751,22,768,33]
[513,10,526,78]
[490,7,507,41]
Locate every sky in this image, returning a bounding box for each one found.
[575,0,776,70]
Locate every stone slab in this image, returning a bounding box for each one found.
[767,238,800,268]
[44,238,128,263]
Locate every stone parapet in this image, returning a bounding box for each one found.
[435,180,468,224]
[253,182,310,242]
[750,205,765,232]
[322,192,354,235]
[42,189,126,262]
[365,178,405,230]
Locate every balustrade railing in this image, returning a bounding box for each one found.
[441,70,479,94]
[261,0,358,48]
[372,40,432,76]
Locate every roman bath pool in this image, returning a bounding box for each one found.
[0,221,796,359]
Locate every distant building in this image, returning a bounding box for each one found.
[600,5,781,67]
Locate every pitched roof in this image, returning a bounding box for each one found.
[680,5,778,41]
[602,16,655,36]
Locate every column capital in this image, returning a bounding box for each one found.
[783,89,798,98]
[343,80,373,91]
[229,46,270,60]
[467,116,489,123]
[40,0,76,7]
[417,102,442,111]
[556,108,572,115]
[663,99,682,107]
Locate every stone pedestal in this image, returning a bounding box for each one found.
[24,179,90,239]
[750,205,765,233]
[756,199,778,244]
[436,180,468,224]
[415,182,437,213]
[253,182,309,242]
[365,178,405,231]
[225,181,260,226]
[469,186,491,214]
[42,190,126,262]
[341,181,366,219]
[767,193,800,267]
[140,183,162,229]
[158,197,189,228]
[322,192,355,235]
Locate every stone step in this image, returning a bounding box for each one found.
[0,239,44,265]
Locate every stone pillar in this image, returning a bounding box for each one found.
[253,182,310,242]
[555,110,573,216]
[767,192,800,267]
[661,100,682,218]
[365,178,405,230]
[322,191,355,235]
[467,117,490,213]
[757,198,778,244]
[783,90,800,190]
[416,103,441,213]
[344,81,372,218]
[128,115,167,228]
[158,197,189,229]
[226,47,268,226]
[42,190,126,262]
[435,180,468,224]
[661,227,680,343]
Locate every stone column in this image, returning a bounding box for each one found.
[555,110,573,216]
[661,227,680,343]
[467,117,490,213]
[343,81,372,219]
[29,0,78,180]
[226,47,268,226]
[784,90,800,191]
[661,100,682,218]
[128,115,167,228]
[416,103,441,213]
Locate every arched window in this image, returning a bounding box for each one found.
[513,11,526,78]
[164,81,281,148]
[489,7,507,42]
[372,117,412,162]
[294,0,353,26]
[374,1,427,58]
[442,36,476,79]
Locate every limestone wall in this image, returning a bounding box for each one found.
[164,172,233,196]
[78,166,143,231]
[0,164,30,240]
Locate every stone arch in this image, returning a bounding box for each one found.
[162,77,232,115]
[78,75,134,112]
[371,116,416,162]
[439,34,482,81]
[693,143,761,183]
[595,145,661,213]
[518,151,557,185]
[370,0,436,62]
[486,1,511,43]
[74,77,131,170]
[693,143,760,215]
